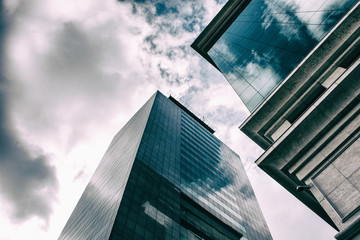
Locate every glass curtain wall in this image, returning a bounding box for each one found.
[208,0,357,112]
[109,92,272,240]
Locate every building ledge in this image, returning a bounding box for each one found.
[239,3,360,150]
[254,61,360,231]
[335,217,360,240]
[168,96,215,134]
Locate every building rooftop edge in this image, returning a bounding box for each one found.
[239,2,360,149]
[168,95,215,134]
[191,0,251,69]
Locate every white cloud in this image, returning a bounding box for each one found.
[263,0,351,41]
[1,0,339,239]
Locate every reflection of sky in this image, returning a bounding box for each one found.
[180,112,245,231]
[208,0,357,112]
[179,110,272,239]
[142,201,173,226]
[181,184,247,232]
[58,94,155,240]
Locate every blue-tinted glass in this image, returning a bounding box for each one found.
[208,0,357,112]
[59,92,273,240]
[58,94,157,240]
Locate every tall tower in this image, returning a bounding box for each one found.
[59,91,272,240]
[192,0,360,239]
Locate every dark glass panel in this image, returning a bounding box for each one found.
[209,0,357,112]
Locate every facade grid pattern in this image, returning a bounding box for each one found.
[59,92,272,240]
[208,0,357,112]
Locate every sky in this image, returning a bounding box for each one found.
[0,0,338,239]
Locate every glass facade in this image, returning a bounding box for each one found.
[208,0,357,112]
[59,91,272,240]
[58,93,156,240]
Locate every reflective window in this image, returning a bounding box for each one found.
[208,0,357,112]
[59,92,273,240]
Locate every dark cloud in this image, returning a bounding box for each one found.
[158,63,170,79]
[165,45,187,60]
[5,1,153,160]
[144,34,157,52]
[0,145,58,222]
[9,19,140,152]
[155,2,178,16]
[0,1,58,223]
[183,15,199,32]
[120,0,178,23]
[48,22,100,77]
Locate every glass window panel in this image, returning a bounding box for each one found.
[246,93,265,112]
[259,77,278,97]
[229,76,250,96]
[240,85,258,104]
[208,0,356,112]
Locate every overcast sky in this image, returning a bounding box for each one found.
[0,0,337,239]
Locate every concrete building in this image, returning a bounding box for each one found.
[59,91,272,240]
[192,0,360,239]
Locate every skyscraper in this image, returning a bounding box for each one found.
[59,91,272,240]
[192,0,358,113]
[192,0,360,239]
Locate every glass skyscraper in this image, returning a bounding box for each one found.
[192,0,358,112]
[59,91,272,240]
